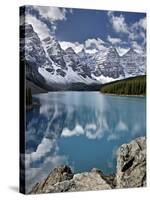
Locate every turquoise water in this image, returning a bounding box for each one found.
[25,92,146,192]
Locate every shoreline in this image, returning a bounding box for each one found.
[100,92,146,97]
[26,101,40,111]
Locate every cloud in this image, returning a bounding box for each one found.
[25,14,50,39]
[85,124,97,130]
[59,41,84,53]
[132,17,146,30]
[132,124,141,135]
[25,153,68,193]
[61,115,109,140]
[107,35,121,44]
[32,6,67,21]
[61,124,84,137]
[107,120,128,141]
[129,17,146,42]
[139,17,146,30]
[60,38,107,54]
[84,123,104,140]
[25,138,56,167]
[131,41,144,54]
[115,120,128,132]
[107,11,113,17]
[85,38,105,50]
[107,133,119,141]
[108,12,128,33]
[107,11,146,53]
[23,5,71,39]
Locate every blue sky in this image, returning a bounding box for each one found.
[23,6,146,55]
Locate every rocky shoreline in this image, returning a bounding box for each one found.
[30,137,146,194]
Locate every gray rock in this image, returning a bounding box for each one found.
[41,170,113,193]
[116,137,146,188]
[70,171,112,191]
[31,165,73,194]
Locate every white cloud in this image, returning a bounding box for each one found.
[25,153,68,193]
[25,138,56,167]
[107,35,121,44]
[24,6,70,39]
[60,38,107,54]
[69,8,73,14]
[115,120,128,132]
[107,120,128,141]
[85,124,97,130]
[32,6,67,21]
[85,129,104,140]
[132,17,146,30]
[129,17,146,41]
[107,11,113,17]
[131,41,144,54]
[85,38,105,50]
[108,12,128,33]
[139,17,146,30]
[107,133,118,141]
[59,41,84,53]
[61,124,84,137]
[25,14,50,39]
[61,115,109,140]
[132,124,141,136]
[108,12,146,52]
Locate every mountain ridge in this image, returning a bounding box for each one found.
[20,23,146,92]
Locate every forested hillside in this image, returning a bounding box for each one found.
[100,75,146,95]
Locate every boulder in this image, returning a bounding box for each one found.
[31,165,73,194]
[116,137,146,188]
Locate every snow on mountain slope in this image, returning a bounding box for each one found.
[22,24,52,69]
[38,62,97,87]
[21,23,146,91]
[120,48,146,76]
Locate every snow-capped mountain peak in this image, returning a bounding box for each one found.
[20,23,146,91]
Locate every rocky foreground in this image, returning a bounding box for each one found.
[30,137,146,194]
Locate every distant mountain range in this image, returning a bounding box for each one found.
[20,23,146,92]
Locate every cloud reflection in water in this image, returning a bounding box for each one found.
[25,92,146,192]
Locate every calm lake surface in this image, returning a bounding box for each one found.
[25,92,146,192]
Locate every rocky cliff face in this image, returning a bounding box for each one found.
[30,137,146,194]
[120,48,146,77]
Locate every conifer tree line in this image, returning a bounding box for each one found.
[26,88,32,105]
[100,75,146,95]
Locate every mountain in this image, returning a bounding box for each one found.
[120,48,146,77]
[20,24,52,92]
[91,47,124,79]
[20,23,146,92]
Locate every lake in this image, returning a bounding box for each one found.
[25,92,146,192]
